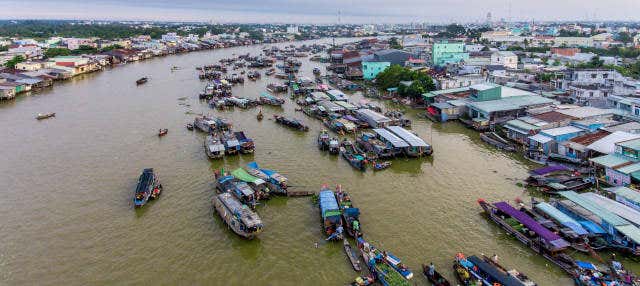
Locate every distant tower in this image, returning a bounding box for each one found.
[337,9,341,25]
[486,12,492,27]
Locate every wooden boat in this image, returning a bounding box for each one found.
[36,112,55,120]
[234,131,255,154]
[212,192,263,239]
[328,138,340,155]
[453,255,481,286]
[259,92,284,106]
[317,130,330,151]
[422,263,451,286]
[186,123,194,130]
[133,168,162,208]
[480,132,516,152]
[336,186,361,238]
[158,129,168,137]
[230,168,270,200]
[273,115,309,132]
[357,238,413,285]
[340,140,366,171]
[373,161,392,171]
[136,77,148,85]
[194,116,217,133]
[204,134,225,159]
[479,254,537,286]
[221,131,241,155]
[343,238,362,272]
[257,109,264,121]
[245,162,288,195]
[215,172,257,209]
[319,186,343,241]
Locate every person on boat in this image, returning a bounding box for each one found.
[336,225,344,237]
[491,254,499,263]
[352,220,359,233]
[428,262,435,277]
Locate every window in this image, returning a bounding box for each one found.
[591,74,597,79]
[589,92,594,97]
[603,73,609,79]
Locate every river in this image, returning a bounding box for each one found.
[0,38,620,286]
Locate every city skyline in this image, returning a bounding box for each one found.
[4,0,640,24]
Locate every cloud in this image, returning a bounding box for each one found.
[2,0,638,23]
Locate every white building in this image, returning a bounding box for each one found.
[286,26,299,34]
[491,51,518,69]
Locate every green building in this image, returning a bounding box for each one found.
[431,41,469,67]
[362,61,391,80]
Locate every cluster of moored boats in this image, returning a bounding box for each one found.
[478,198,640,285]
[192,116,254,158]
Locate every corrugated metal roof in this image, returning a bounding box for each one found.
[373,128,410,148]
[587,131,640,154]
[559,191,630,226]
[611,187,640,205]
[468,95,554,113]
[540,126,583,137]
[503,119,540,133]
[617,138,640,151]
[589,154,633,168]
[581,193,640,226]
[615,224,640,245]
[617,162,640,175]
[356,109,391,123]
[386,126,429,147]
[529,134,553,144]
[535,202,588,235]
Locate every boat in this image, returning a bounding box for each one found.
[422,263,451,286]
[133,168,162,208]
[480,132,517,152]
[221,132,241,155]
[340,140,366,171]
[158,129,168,137]
[194,116,217,133]
[215,172,257,208]
[357,132,394,159]
[478,199,578,275]
[231,168,270,200]
[234,131,255,154]
[317,130,330,151]
[357,238,413,286]
[266,82,288,93]
[259,92,285,106]
[204,134,225,159]
[257,109,264,121]
[319,186,343,240]
[212,192,263,239]
[453,254,481,286]
[273,115,309,132]
[343,238,362,272]
[313,67,321,76]
[373,161,392,171]
[336,186,361,237]
[245,162,288,195]
[171,66,181,71]
[136,77,148,85]
[265,68,276,76]
[36,112,56,120]
[454,253,537,286]
[186,123,194,130]
[328,138,340,155]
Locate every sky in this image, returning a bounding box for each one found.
[3,0,639,24]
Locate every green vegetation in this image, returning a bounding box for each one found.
[0,45,8,52]
[558,29,585,37]
[5,55,25,68]
[536,73,555,83]
[506,45,551,53]
[388,37,402,49]
[44,47,71,58]
[581,46,640,59]
[376,261,411,286]
[374,65,435,99]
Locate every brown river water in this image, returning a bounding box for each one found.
[1,38,631,285]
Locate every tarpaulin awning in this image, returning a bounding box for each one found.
[494,201,570,250]
[231,168,265,185]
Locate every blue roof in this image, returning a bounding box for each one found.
[373,128,410,148]
[319,190,339,217]
[535,202,588,235]
[386,126,429,147]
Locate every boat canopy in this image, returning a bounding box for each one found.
[218,192,262,228]
[466,255,526,286]
[535,202,588,235]
[207,143,225,153]
[260,92,277,100]
[493,201,570,250]
[135,168,154,194]
[386,126,429,148]
[319,190,340,218]
[373,128,409,148]
[231,168,266,185]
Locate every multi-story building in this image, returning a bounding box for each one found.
[490,51,518,69]
[361,61,390,80]
[431,41,468,67]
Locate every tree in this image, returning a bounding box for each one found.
[617,32,633,44]
[5,55,25,68]
[44,47,71,58]
[588,55,604,68]
[388,37,402,49]
[374,65,435,100]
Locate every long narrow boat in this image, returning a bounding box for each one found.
[273,115,309,131]
[136,77,148,85]
[133,168,162,208]
[340,140,366,171]
[245,162,288,195]
[478,199,578,276]
[317,130,330,151]
[454,253,535,286]
[343,238,362,272]
[480,132,516,152]
[356,238,412,286]
[336,186,361,238]
[36,112,56,120]
[212,192,263,239]
[319,186,343,241]
[480,254,537,286]
[421,263,451,286]
[204,134,225,159]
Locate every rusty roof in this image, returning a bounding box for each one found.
[532,111,576,123]
[569,130,611,146]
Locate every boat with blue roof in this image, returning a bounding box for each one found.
[215,170,257,209]
[454,253,536,286]
[234,131,255,154]
[245,162,288,195]
[335,185,361,238]
[319,185,343,241]
[221,131,241,155]
[204,134,225,159]
[259,92,285,106]
[356,237,413,285]
[340,139,366,171]
[133,168,162,208]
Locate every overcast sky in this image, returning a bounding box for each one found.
[3,0,639,24]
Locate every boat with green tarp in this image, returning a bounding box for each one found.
[231,168,270,200]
